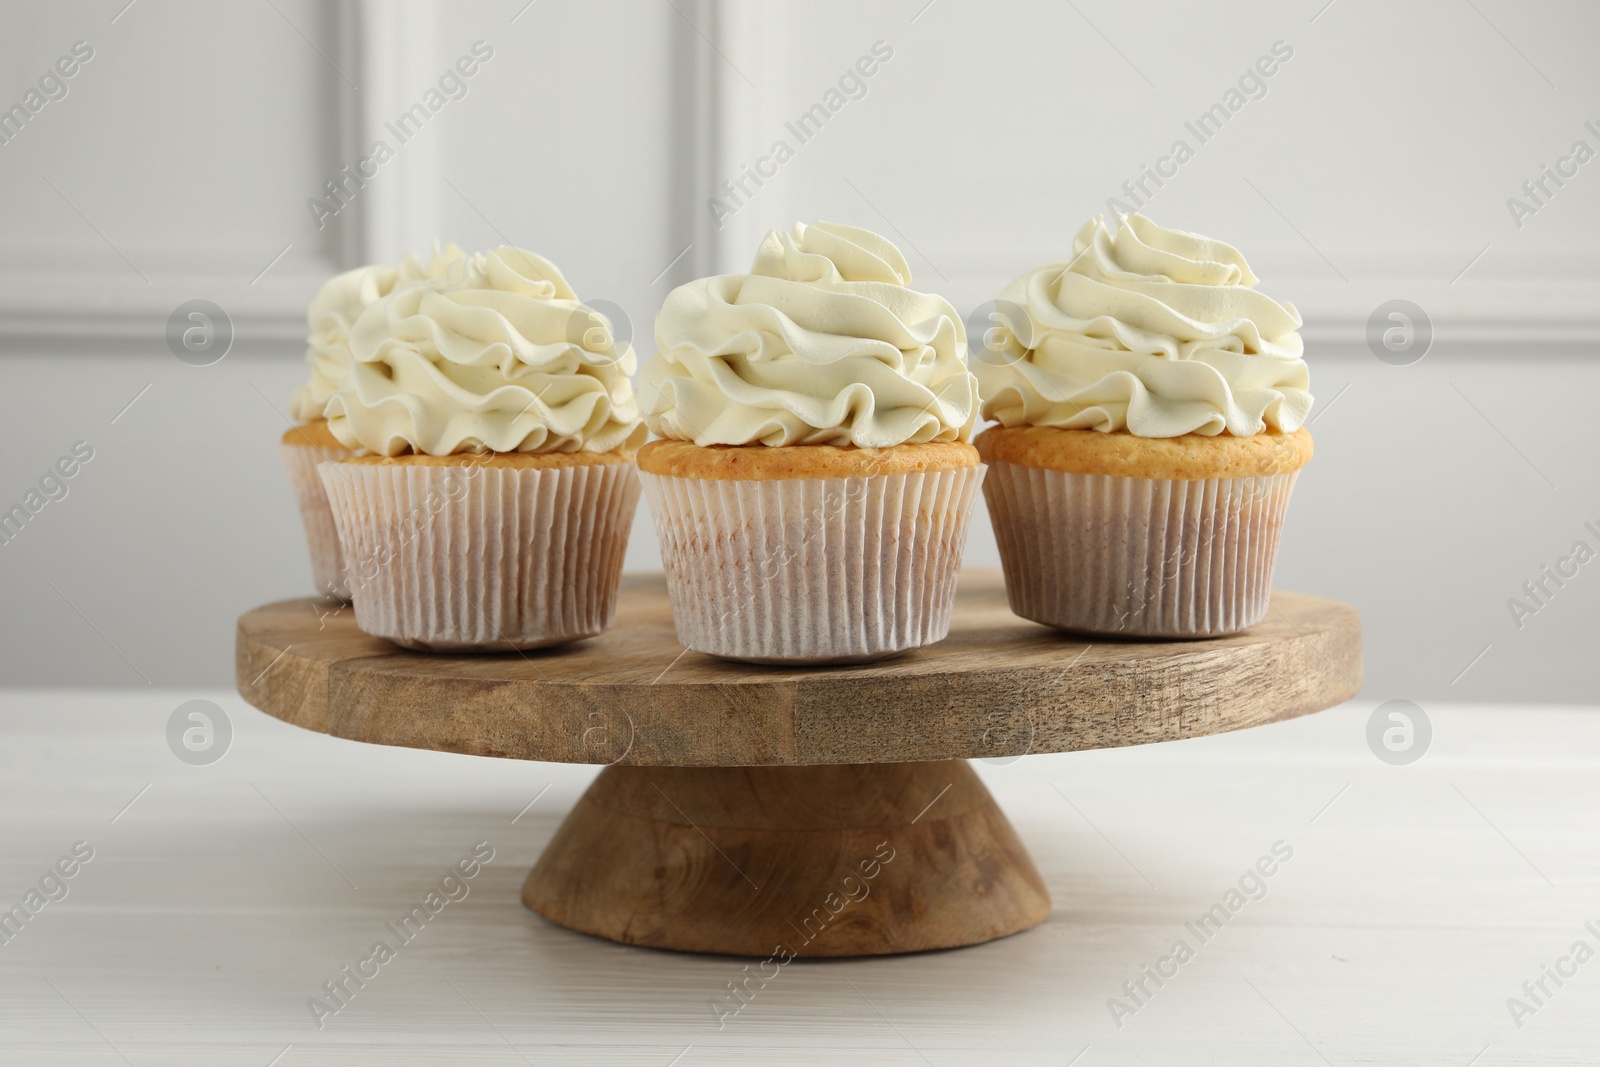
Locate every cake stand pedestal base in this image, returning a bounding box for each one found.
[237,573,1362,959]
[520,760,1052,957]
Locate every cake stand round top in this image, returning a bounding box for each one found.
[235,570,1361,767]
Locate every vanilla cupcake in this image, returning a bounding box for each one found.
[638,221,984,663]
[319,247,646,651]
[283,247,462,599]
[973,213,1312,637]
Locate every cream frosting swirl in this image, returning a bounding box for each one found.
[325,247,646,456]
[290,246,464,423]
[640,220,978,447]
[974,213,1311,437]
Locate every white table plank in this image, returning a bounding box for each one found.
[0,692,1596,1065]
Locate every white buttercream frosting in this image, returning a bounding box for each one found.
[324,247,646,456]
[640,220,978,447]
[290,246,464,423]
[974,213,1311,437]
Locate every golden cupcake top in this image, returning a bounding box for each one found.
[639,221,979,448]
[977,424,1312,480]
[973,213,1311,438]
[637,438,980,480]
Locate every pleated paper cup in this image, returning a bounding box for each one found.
[319,457,640,652]
[280,439,355,600]
[640,466,985,664]
[983,461,1298,638]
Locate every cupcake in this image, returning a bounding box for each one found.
[318,246,646,651]
[637,220,984,664]
[973,213,1312,638]
[283,247,461,599]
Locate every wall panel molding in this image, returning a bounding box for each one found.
[5,2,1595,350]
[683,2,1600,350]
[687,0,776,279]
[0,1,428,349]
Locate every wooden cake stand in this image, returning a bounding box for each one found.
[235,570,1360,958]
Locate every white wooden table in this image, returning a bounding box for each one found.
[1,691,1594,1065]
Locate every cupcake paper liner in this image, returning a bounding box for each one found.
[319,459,640,651]
[983,461,1298,637]
[280,440,356,600]
[640,466,985,663]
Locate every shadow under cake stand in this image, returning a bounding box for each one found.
[235,569,1361,958]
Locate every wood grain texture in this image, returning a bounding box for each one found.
[235,570,1362,767]
[521,760,1051,957]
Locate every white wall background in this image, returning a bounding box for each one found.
[0,0,1596,703]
